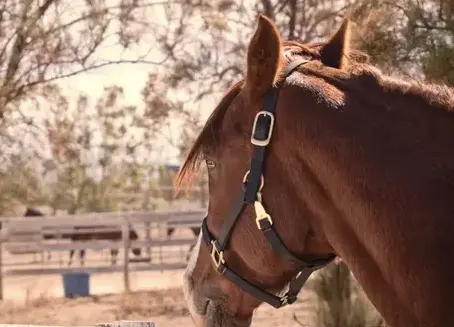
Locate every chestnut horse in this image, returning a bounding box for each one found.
[176,15,454,327]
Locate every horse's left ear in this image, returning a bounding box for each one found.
[320,19,351,69]
[244,15,283,99]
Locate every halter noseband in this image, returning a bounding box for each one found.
[200,58,336,309]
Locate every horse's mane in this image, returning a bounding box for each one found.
[175,39,454,191]
[284,40,454,111]
[175,80,244,191]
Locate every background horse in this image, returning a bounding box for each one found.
[67,225,141,266]
[25,207,141,266]
[177,15,454,327]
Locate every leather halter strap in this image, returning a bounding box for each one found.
[201,58,336,309]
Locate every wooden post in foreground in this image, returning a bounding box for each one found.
[0,321,156,327]
[121,218,130,293]
[97,321,155,327]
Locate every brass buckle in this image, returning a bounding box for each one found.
[250,111,275,146]
[242,170,264,192]
[254,200,273,229]
[210,240,225,268]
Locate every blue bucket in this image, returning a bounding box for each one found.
[62,272,90,298]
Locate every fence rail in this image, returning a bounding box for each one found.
[3,238,198,253]
[0,209,205,300]
[0,209,206,226]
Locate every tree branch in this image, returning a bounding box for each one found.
[287,0,297,40]
[260,0,274,20]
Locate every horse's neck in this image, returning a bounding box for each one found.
[286,76,454,327]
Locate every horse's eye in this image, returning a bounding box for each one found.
[205,159,216,169]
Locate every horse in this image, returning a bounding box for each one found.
[24,207,141,266]
[67,225,142,266]
[176,15,454,327]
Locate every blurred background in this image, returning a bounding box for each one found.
[0,0,452,326]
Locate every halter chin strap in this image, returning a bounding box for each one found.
[201,58,336,309]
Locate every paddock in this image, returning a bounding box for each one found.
[0,209,205,299]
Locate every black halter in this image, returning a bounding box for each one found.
[201,58,336,309]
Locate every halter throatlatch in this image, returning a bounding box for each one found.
[200,58,336,309]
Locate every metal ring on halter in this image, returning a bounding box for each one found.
[242,170,264,192]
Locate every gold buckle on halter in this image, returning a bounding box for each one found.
[254,200,273,229]
[250,111,275,146]
[243,170,264,192]
[210,240,225,268]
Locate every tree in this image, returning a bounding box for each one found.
[0,0,194,214]
[0,0,171,118]
[0,0,179,168]
[352,0,454,85]
[40,84,173,213]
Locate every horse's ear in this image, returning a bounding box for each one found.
[320,19,351,69]
[244,15,283,99]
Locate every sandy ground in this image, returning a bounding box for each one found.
[0,269,317,327]
[2,270,186,303]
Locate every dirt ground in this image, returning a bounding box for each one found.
[0,269,318,327]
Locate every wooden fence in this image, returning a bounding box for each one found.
[0,209,206,300]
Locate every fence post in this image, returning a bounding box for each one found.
[97,321,155,327]
[122,217,130,293]
[145,222,151,259]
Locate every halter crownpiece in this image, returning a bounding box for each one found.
[201,58,336,309]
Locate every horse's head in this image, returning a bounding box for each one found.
[177,15,352,327]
